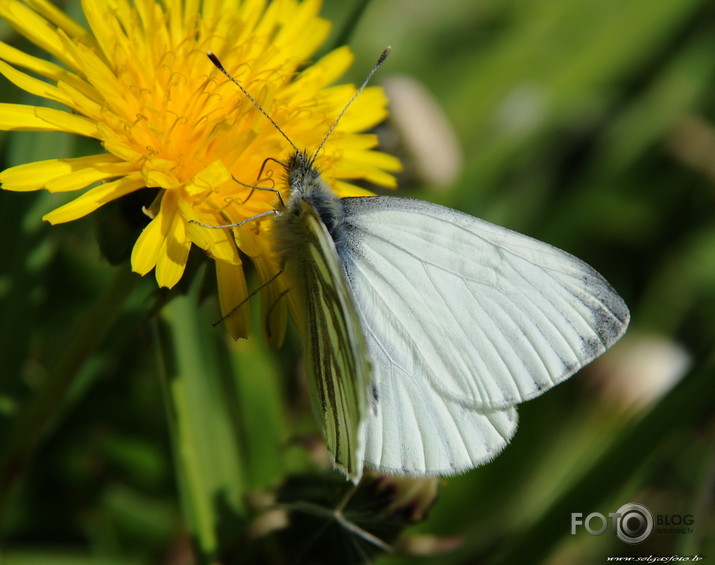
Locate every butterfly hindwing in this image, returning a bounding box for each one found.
[361,356,519,474]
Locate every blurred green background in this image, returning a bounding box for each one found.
[1,0,714,563]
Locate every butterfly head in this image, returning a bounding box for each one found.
[285,150,321,195]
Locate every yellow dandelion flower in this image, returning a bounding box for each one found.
[0,0,401,340]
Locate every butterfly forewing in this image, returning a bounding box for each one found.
[277,200,371,481]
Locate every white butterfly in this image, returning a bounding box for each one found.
[207,49,630,482]
[272,151,629,481]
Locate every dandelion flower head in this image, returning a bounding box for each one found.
[0,0,401,338]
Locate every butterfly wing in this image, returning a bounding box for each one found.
[276,199,371,481]
[338,195,629,474]
[361,358,518,474]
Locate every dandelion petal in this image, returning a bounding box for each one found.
[132,214,164,276]
[0,154,127,192]
[216,258,250,339]
[43,173,145,224]
[157,209,191,288]
[0,104,99,137]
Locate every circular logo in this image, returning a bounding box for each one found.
[615,503,653,544]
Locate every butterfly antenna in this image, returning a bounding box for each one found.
[310,46,391,167]
[207,51,299,154]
